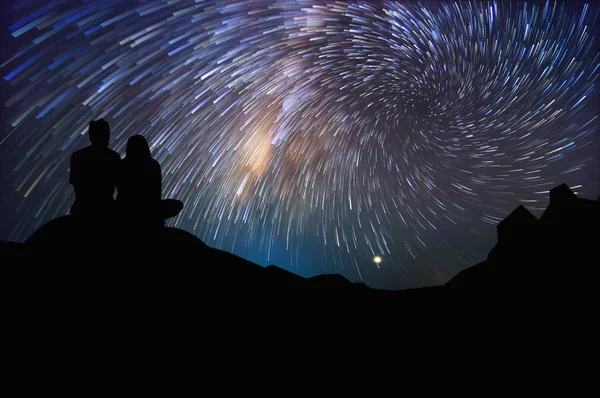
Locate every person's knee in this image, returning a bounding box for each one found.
[162,199,183,219]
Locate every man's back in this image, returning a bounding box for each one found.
[70,145,121,217]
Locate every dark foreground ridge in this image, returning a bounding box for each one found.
[446,183,599,290]
[1,183,598,295]
[1,215,376,290]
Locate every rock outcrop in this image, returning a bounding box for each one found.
[446,184,599,289]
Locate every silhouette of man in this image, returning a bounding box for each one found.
[69,119,121,219]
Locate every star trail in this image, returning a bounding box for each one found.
[1,1,598,289]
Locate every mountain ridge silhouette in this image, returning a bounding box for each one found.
[2,183,598,295]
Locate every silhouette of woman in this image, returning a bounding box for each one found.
[117,135,183,228]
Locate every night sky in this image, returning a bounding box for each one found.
[1,0,598,289]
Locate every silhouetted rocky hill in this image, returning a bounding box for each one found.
[2,215,377,291]
[2,183,598,295]
[446,183,599,289]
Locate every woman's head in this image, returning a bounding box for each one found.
[126,135,151,160]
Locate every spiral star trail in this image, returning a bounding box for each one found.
[1,1,598,289]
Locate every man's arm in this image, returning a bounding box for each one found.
[110,151,122,193]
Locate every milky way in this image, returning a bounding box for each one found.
[1,1,598,289]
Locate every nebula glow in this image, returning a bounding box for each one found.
[1,1,598,289]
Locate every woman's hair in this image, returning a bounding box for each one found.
[125,135,152,160]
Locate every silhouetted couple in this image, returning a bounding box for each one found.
[69,119,183,232]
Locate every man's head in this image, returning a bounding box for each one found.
[89,119,110,147]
